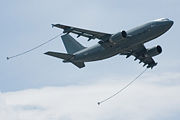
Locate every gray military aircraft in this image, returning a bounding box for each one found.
[45,18,173,69]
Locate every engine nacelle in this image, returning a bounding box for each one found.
[146,45,162,57]
[109,30,127,44]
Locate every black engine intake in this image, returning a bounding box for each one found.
[109,30,127,44]
[146,45,162,57]
[121,30,127,38]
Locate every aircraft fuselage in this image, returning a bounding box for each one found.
[72,18,173,62]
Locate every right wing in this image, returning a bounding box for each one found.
[120,44,158,69]
[52,24,112,41]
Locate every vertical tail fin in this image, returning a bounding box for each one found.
[61,34,85,54]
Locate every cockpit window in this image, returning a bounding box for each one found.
[154,18,169,21]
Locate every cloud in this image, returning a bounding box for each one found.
[0,72,180,120]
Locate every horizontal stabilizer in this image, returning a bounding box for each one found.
[44,51,74,60]
[45,51,85,68]
[72,62,85,68]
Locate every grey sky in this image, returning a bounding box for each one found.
[0,0,180,91]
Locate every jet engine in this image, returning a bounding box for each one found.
[109,30,127,44]
[146,45,162,57]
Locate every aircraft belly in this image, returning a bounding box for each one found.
[86,50,118,62]
[74,44,119,62]
[84,50,118,62]
[126,23,167,46]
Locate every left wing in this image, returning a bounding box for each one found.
[52,24,112,41]
[120,44,158,69]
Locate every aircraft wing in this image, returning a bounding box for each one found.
[120,44,157,69]
[52,24,112,41]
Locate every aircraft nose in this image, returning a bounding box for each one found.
[168,20,174,27]
[164,19,174,29]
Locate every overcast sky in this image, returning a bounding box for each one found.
[0,0,180,119]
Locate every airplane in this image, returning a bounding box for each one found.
[45,18,173,69]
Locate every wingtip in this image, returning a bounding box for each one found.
[44,51,50,55]
[51,24,55,28]
[97,102,101,105]
[51,24,59,28]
